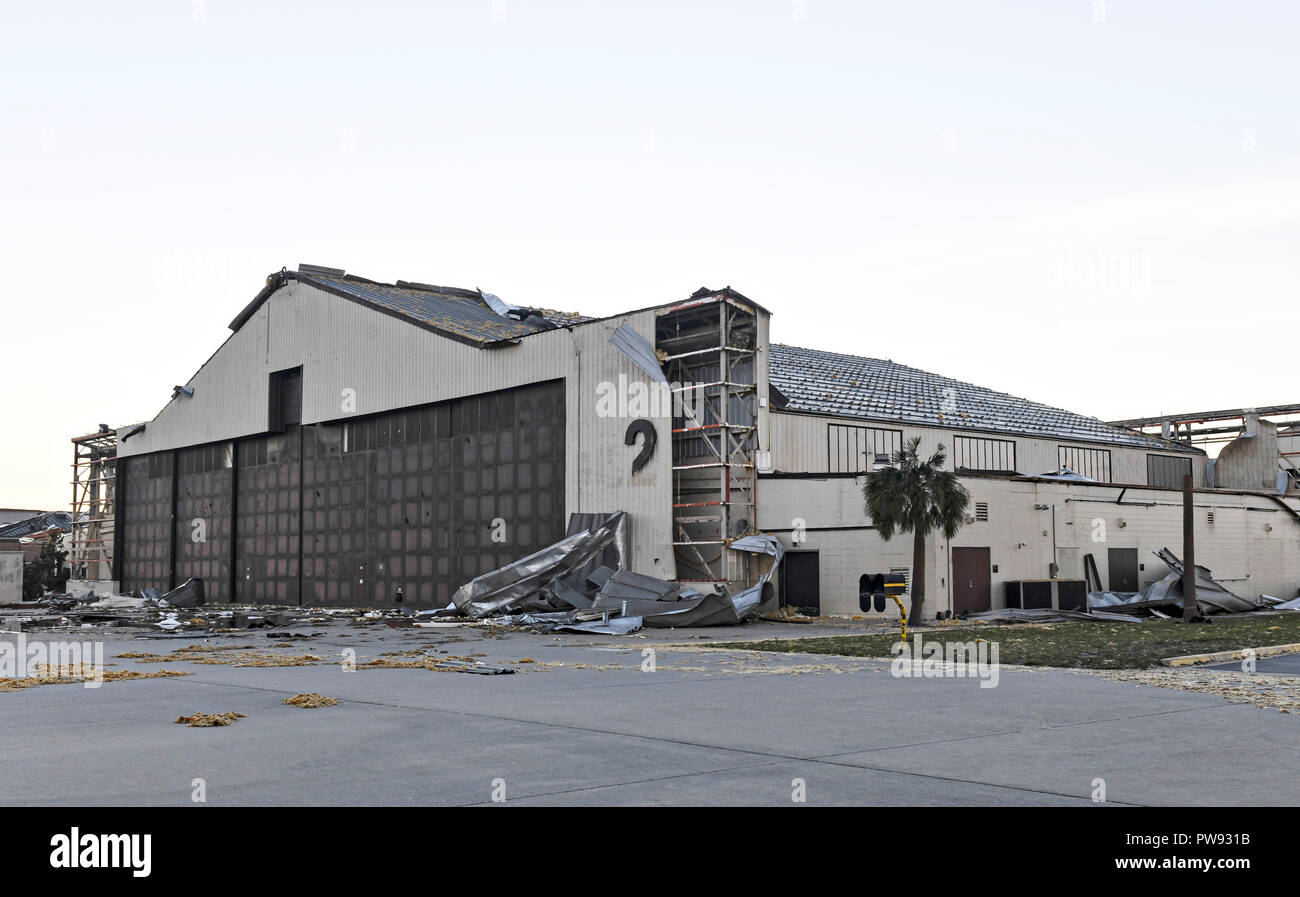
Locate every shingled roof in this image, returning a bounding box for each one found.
[768,344,1201,454]
[230,265,591,347]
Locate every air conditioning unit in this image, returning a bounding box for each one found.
[1004,579,1087,611]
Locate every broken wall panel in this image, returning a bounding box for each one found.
[173,442,234,603]
[119,452,174,594]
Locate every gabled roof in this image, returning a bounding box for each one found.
[229,265,592,347]
[768,344,1202,454]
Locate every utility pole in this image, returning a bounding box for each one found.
[1182,473,1197,622]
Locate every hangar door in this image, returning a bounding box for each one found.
[297,380,565,607]
[118,452,174,594]
[119,380,566,608]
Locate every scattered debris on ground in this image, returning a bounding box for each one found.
[437,512,786,634]
[356,654,515,675]
[0,667,192,693]
[175,711,246,727]
[1081,667,1300,713]
[710,615,1300,670]
[117,645,322,667]
[283,693,339,708]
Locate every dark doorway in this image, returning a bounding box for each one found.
[782,551,820,614]
[952,547,992,614]
[269,367,303,431]
[1108,548,1139,592]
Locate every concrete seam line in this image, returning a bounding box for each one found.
[1161,642,1300,666]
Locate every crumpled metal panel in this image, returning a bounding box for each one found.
[1088,548,1280,615]
[451,515,788,630]
[730,533,785,585]
[452,512,628,618]
[553,616,645,636]
[969,607,1142,624]
[1032,467,1098,483]
[610,324,669,385]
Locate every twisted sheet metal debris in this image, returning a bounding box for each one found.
[449,513,786,632]
[451,512,630,618]
[1087,547,1290,616]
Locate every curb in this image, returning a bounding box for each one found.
[1160,642,1300,667]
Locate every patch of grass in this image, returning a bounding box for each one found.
[716,615,1300,670]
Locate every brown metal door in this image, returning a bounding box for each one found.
[952,547,991,613]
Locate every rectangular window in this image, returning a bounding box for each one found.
[828,424,903,472]
[1058,445,1112,481]
[953,435,1017,473]
[975,501,989,521]
[1147,454,1192,488]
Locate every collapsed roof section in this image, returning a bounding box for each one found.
[228,264,593,347]
[0,511,75,539]
[768,343,1203,454]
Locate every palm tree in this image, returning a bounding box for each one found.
[863,437,970,625]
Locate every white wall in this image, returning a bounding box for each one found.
[769,409,1207,487]
[758,474,1300,618]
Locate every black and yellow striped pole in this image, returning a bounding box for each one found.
[891,596,908,643]
[884,575,908,642]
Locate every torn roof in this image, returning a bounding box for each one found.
[0,511,74,539]
[768,344,1203,454]
[229,265,592,346]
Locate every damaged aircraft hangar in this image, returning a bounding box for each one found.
[79,264,1300,623]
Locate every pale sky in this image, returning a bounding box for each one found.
[2,1,1297,509]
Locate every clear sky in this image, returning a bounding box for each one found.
[2,1,1296,509]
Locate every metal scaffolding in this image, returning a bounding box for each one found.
[656,292,759,586]
[71,427,117,582]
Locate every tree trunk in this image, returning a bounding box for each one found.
[910,528,927,625]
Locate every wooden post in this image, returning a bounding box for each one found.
[1182,473,1197,621]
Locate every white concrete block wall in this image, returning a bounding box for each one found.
[758,474,1300,618]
